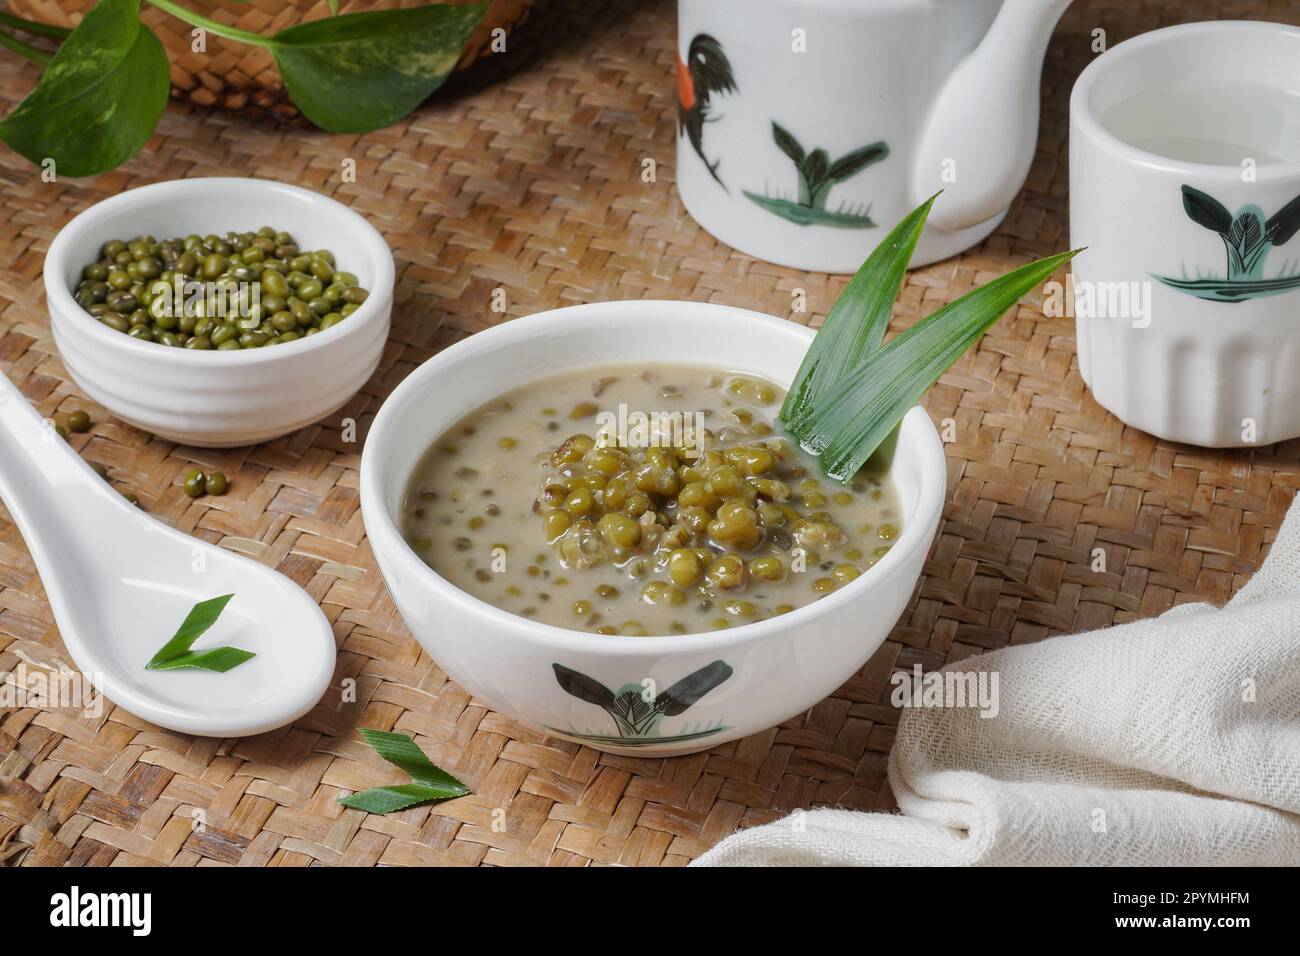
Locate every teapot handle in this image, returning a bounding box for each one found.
[909,0,1073,232]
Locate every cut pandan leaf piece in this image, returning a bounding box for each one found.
[339,728,471,814]
[145,593,255,672]
[780,193,938,436]
[808,249,1080,482]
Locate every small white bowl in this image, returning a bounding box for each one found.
[360,301,946,757]
[44,178,394,447]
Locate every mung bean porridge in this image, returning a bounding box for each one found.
[401,364,903,635]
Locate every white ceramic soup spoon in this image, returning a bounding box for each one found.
[0,372,336,737]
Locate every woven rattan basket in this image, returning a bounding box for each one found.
[8,0,534,119]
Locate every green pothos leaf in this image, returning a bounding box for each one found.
[269,2,488,133]
[339,729,470,814]
[0,0,169,177]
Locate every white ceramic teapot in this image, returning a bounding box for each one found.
[676,0,1073,272]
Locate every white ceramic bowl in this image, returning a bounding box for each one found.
[44,178,394,447]
[360,301,946,756]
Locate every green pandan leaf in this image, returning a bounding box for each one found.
[809,249,1080,481]
[270,2,487,133]
[0,0,168,177]
[339,729,470,814]
[780,194,936,436]
[145,594,256,673]
[146,646,257,672]
[355,728,467,790]
[148,594,232,660]
[339,782,462,815]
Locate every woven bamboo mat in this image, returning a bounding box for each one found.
[2,0,1298,868]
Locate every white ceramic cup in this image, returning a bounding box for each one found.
[360,301,947,757]
[676,0,1072,272]
[1070,21,1300,447]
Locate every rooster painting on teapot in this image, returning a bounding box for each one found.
[675,0,1073,272]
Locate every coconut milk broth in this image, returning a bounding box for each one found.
[401,364,903,635]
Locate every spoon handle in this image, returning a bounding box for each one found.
[0,367,67,465]
[0,369,106,537]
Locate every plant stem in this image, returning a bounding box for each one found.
[0,27,50,66]
[0,10,71,39]
[144,0,274,47]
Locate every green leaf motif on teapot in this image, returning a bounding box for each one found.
[743,121,889,229]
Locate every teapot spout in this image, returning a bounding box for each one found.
[910,0,1073,232]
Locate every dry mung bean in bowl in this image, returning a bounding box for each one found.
[360,301,946,757]
[44,177,394,447]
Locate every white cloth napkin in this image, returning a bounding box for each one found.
[695,498,1300,866]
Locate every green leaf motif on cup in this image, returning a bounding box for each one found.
[1153,184,1300,302]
